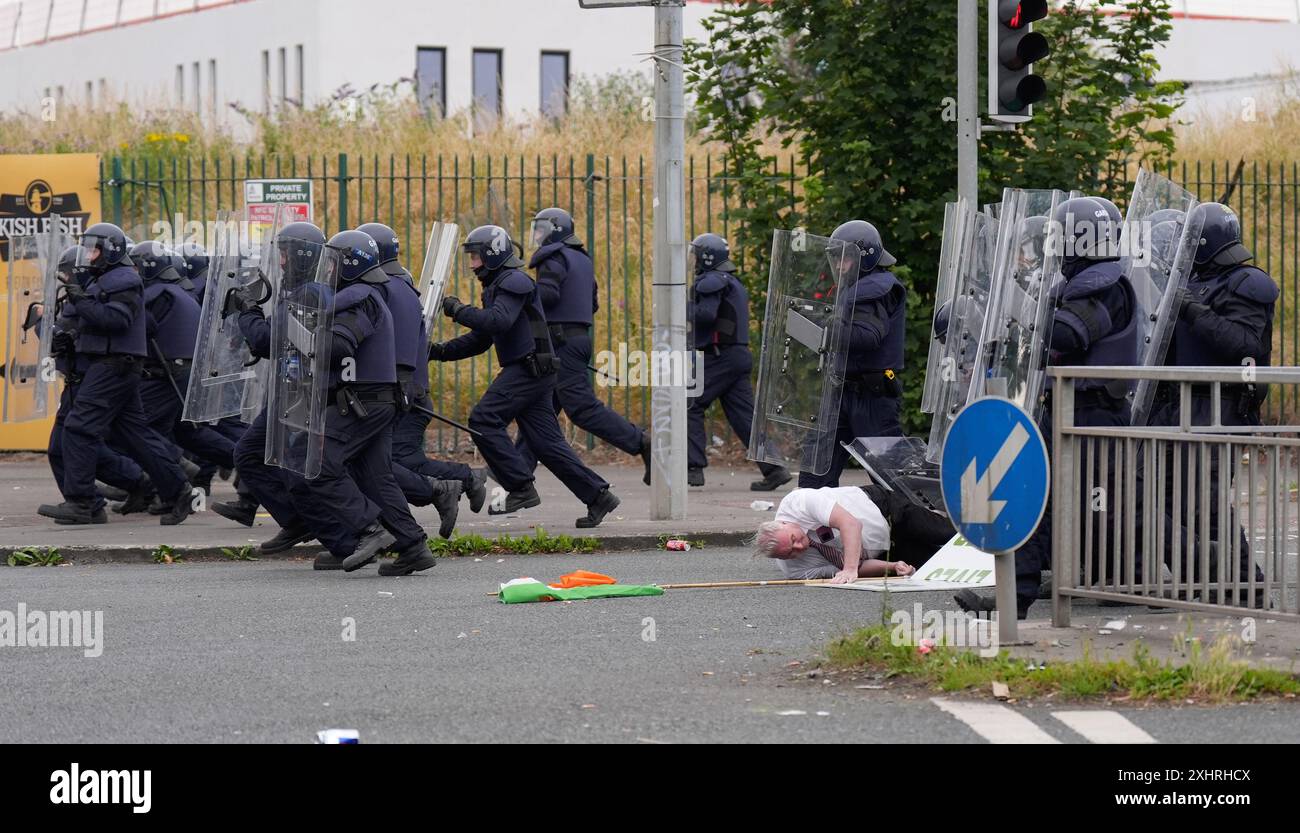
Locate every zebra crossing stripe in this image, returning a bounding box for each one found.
[1051,711,1158,744]
[931,698,1060,744]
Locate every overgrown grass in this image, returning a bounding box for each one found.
[425,527,600,558]
[220,545,259,562]
[823,624,1300,703]
[150,544,183,565]
[5,546,65,567]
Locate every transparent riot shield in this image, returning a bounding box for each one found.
[3,235,50,422]
[264,239,337,480]
[844,436,946,515]
[182,208,280,424]
[1122,169,1203,426]
[749,230,858,476]
[967,188,1072,419]
[926,209,999,461]
[922,200,972,415]
[418,221,461,349]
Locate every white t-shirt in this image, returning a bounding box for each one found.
[772,487,891,580]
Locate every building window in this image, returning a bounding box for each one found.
[192,61,200,111]
[472,48,503,132]
[85,81,93,108]
[209,59,217,117]
[294,44,304,106]
[261,50,270,114]
[175,64,184,106]
[540,51,569,120]
[416,46,446,118]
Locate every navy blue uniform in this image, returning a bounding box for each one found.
[1016,259,1140,613]
[439,266,609,504]
[798,268,907,488]
[286,282,427,559]
[516,242,644,469]
[57,264,191,510]
[1145,261,1277,590]
[686,267,778,476]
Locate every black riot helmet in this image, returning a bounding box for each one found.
[57,244,81,284]
[690,233,735,275]
[177,240,209,280]
[830,220,896,274]
[932,300,952,344]
[326,230,387,285]
[356,223,401,265]
[530,207,580,248]
[1050,197,1121,265]
[462,224,525,279]
[1017,215,1049,267]
[1189,202,1251,267]
[130,241,182,285]
[76,222,132,274]
[277,222,327,286]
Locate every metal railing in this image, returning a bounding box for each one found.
[1050,366,1300,625]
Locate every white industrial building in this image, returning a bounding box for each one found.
[0,0,1296,128]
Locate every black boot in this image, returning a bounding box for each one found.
[160,488,196,526]
[954,589,1028,621]
[313,552,347,571]
[179,456,201,483]
[750,467,791,492]
[39,499,104,525]
[212,497,259,528]
[260,524,316,554]
[378,540,437,577]
[640,431,652,486]
[97,482,129,502]
[577,489,620,529]
[112,476,156,515]
[464,468,489,514]
[688,467,705,487]
[342,524,397,572]
[488,484,541,515]
[430,478,462,539]
[147,496,168,515]
[192,467,215,497]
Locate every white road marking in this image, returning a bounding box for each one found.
[931,698,1059,744]
[1051,711,1158,744]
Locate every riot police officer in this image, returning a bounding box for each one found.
[218,221,323,555]
[178,240,209,304]
[36,223,195,525]
[797,220,906,489]
[686,233,790,490]
[1151,202,1275,601]
[286,230,433,575]
[957,196,1139,618]
[432,225,620,527]
[355,222,465,537]
[521,208,651,484]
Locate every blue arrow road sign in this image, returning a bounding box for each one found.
[940,397,1050,552]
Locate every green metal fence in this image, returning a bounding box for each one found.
[101,154,1300,450]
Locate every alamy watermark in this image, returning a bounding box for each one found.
[890,603,1000,659]
[0,603,103,658]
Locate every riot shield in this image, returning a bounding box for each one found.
[844,436,945,515]
[182,208,280,424]
[749,230,858,476]
[264,238,336,480]
[3,235,51,422]
[966,188,1072,419]
[418,221,460,345]
[1122,169,1203,426]
[922,200,972,415]
[926,209,999,461]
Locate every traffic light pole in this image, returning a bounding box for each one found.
[650,0,688,521]
[957,0,979,206]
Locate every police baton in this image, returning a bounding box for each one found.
[150,338,186,404]
[587,364,621,385]
[410,402,482,439]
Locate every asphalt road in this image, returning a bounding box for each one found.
[2,547,1298,744]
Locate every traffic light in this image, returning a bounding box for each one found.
[988,0,1050,123]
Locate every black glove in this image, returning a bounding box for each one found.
[1173,287,1210,324]
[51,329,77,358]
[428,341,446,362]
[61,282,89,303]
[442,296,468,321]
[222,288,252,318]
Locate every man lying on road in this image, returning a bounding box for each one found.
[753,484,955,584]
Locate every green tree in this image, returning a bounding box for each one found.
[687,0,1181,432]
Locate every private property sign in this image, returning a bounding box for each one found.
[244,179,312,225]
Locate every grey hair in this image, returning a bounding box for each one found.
[751,520,786,559]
